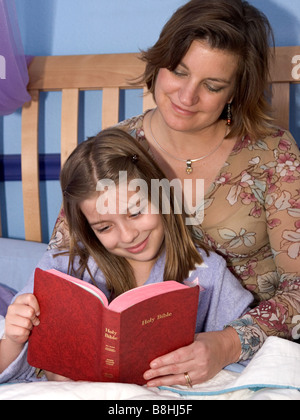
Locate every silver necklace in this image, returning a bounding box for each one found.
[149,110,228,174]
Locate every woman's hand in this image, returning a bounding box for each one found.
[143,328,241,387]
[4,293,40,344]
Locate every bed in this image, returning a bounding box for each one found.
[0,48,300,400]
[0,337,299,400]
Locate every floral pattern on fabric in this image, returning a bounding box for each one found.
[48,208,70,250]
[50,114,300,360]
[225,315,268,361]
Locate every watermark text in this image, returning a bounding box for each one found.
[96,171,204,226]
[292,55,300,80]
[0,55,6,80]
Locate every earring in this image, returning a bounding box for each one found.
[227,103,232,126]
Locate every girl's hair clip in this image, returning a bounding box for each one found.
[131,154,139,164]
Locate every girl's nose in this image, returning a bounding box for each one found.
[178,81,199,107]
[119,223,139,244]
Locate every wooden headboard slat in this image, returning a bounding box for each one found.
[102,87,120,129]
[21,92,42,242]
[61,88,80,167]
[271,82,291,130]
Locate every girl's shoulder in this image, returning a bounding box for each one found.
[191,248,227,277]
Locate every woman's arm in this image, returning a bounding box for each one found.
[228,131,300,360]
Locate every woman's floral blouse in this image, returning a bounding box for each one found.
[50,112,300,361]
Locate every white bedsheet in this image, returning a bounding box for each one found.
[0,337,299,400]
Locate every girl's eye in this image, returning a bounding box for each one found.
[129,201,148,218]
[96,225,111,234]
[129,211,142,219]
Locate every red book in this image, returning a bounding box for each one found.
[27,268,199,384]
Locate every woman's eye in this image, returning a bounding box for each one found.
[205,84,223,93]
[172,69,187,77]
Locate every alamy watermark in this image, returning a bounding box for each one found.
[292,55,300,80]
[0,55,6,80]
[95,171,204,226]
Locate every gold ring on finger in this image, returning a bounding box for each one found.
[184,371,193,388]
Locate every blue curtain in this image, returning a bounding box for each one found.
[0,0,31,115]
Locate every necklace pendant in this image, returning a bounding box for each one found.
[186,160,193,174]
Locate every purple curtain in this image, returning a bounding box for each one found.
[0,0,31,116]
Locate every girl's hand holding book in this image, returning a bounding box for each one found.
[5,293,40,345]
[0,294,40,374]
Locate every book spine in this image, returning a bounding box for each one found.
[101,308,121,382]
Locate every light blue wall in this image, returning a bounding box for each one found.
[251,0,300,46]
[15,0,186,56]
[15,0,300,56]
[1,0,300,241]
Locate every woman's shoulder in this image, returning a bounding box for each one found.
[232,128,299,159]
[261,128,299,152]
[115,110,153,151]
[115,112,147,137]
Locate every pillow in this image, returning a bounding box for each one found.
[0,283,16,317]
[0,238,47,292]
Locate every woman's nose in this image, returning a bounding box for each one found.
[178,81,199,107]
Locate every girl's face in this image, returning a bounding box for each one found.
[80,187,165,267]
[154,40,239,133]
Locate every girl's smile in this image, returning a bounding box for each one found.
[124,235,150,254]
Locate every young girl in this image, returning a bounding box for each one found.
[0,128,253,387]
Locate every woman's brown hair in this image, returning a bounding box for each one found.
[60,127,207,298]
[138,0,275,141]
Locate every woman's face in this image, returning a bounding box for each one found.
[154,40,239,134]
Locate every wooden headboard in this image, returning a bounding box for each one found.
[2,46,300,243]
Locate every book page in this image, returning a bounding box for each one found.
[47,269,109,306]
[109,281,188,313]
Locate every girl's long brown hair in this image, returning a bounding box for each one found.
[60,128,208,297]
[136,0,276,141]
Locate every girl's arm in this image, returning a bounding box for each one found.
[0,294,40,374]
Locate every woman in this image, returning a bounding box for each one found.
[50,0,300,386]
